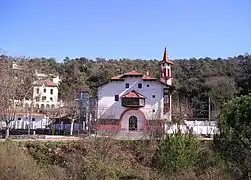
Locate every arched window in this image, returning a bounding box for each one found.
[51,104,55,109]
[41,104,45,109]
[46,104,50,109]
[129,116,137,131]
[25,103,29,109]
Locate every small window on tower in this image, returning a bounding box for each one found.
[147,84,149,87]
[114,95,119,101]
[138,83,142,89]
[152,109,155,112]
[44,89,46,93]
[152,95,155,98]
[125,83,129,89]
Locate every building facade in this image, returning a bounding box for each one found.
[0,113,50,130]
[97,48,173,132]
[21,72,63,110]
[76,90,98,131]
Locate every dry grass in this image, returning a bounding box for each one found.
[0,140,52,180]
[0,138,233,180]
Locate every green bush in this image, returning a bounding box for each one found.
[214,92,251,179]
[152,134,200,175]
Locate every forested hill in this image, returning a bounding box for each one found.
[1,53,251,113]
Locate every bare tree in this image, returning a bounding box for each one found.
[0,58,35,138]
[147,108,165,140]
[171,97,194,134]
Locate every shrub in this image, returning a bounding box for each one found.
[214,93,251,179]
[152,133,200,175]
[0,140,52,180]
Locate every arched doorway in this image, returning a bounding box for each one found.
[120,109,146,131]
[129,116,137,130]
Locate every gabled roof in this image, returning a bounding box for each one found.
[110,75,124,80]
[45,79,57,87]
[121,90,146,99]
[110,71,143,80]
[99,70,172,87]
[110,71,156,81]
[142,75,157,80]
[123,71,143,76]
[33,79,57,87]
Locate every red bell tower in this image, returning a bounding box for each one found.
[159,47,173,123]
[159,47,173,86]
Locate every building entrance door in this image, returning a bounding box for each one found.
[129,116,137,130]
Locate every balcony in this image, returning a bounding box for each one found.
[122,98,145,107]
[121,90,146,108]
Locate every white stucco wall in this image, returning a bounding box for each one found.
[165,121,219,135]
[97,77,168,120]
[32,85,59,108]
[0,115,50,129]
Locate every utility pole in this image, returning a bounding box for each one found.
[88,114,92,136]
[208,96,211,123]
[28,101,33,136]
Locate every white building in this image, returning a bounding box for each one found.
[97,48,219,136]
[97,48,174,133]
[0,113,50,129]
[21,72,63,110]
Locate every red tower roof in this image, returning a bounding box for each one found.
[159,47,173,64]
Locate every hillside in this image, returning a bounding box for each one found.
[1,53,250,116]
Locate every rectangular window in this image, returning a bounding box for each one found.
[50,89,53,94]
[125,83,129,88]
[115,95,119,101]
[36,88,39,94]
[147,84,149,87]
[50,97,53,101]
[138,83,142,88]
[44,89,46,93]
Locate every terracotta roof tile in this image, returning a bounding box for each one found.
[110,75,123,80]
[110,71,157,81]
[45,79,57,87]
[142,75,157,80]
[122,71,143,76]
[33,79,57,87]
[122,90,146,99]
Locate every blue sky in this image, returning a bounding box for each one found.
[0,0,251,61]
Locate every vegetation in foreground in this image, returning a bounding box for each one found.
[0,93,250,180]
[0,137,230,180]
